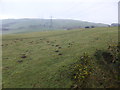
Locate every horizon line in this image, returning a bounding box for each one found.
[0,18,115,25]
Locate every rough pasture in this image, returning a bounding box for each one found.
[2,27,118,88]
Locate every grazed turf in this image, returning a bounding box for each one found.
[2,27,118,88]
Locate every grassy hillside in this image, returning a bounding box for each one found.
[1,19,108,34]
[2,27,118,88]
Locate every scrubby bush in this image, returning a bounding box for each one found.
[85,26,90,28]
[60,42,120,88]
[69,53,94,88]
[94,42,120,83]
[94,42,120,64]
[91,26,95,28]
[107,43,120,63]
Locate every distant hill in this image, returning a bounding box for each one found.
[111,23,120,27]
[1,19,109,34]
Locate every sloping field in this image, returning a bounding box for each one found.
[2,27,118,88]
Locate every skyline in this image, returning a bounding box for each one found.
[0,0,119,24]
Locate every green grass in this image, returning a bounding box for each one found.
[2,27,118,88]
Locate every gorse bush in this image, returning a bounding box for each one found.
[108,43,120,63]
[94,42,120,66]
[59,42,120,88]
[107,42,120,80]
[69,53,94,88]
[70,43,120,88]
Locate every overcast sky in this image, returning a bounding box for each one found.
[0,0,119,24]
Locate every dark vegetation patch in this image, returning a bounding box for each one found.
[94,43,120,65]
[55,50,59,52]
[17,60,23,63]
[68,43,73,45]
[58,47,62,49]
[55,45,59,47]
[29,41,34,43]
[102,52,113,63]
[94,50,114,64]
[3,67,10,70]
[3,57,9,60]
[68,46,71,48]
[46,41,49,43]
[67,42,74,48]
[95,37,99,40]
[58,53,62,56]
[60,43,120,88]
[85,26,90,28]
[21,55,27,58]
